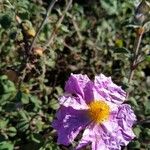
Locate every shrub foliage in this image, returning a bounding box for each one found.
[0,0,150,149]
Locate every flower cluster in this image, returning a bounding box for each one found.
[52,74,136,150]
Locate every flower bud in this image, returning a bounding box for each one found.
[21,20,36,37]
[33,47,44,56]
[134,0,150,25]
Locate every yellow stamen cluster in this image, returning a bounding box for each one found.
[88,101,110,123]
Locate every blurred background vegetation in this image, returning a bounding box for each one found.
[0,0,150,149]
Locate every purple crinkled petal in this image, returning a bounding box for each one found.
[98,121,122,150]
[52,74,136,150]
[100,104,136,148]
[84,82,118,111]
[75,127,91,150]
[117,128,135,146]
[91,140,108,150]
[84,81,105,104]
[65,73,90,98]
[76,104,136,150]
[116,104,137,146]
[59,95,88,110]
[77,122,121,150]
[117,104,137,128]
[94,74,126,105]
[52,106,90,146]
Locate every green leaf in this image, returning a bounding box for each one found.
[17,119,29,132]
[60,25,69,33]
[29,95,42,109]
[7,127,17,137]
[144,100,150,115]
[55,86,63,95]
[0,141,14,150]
[49,99,59,110]
[30,134,41,144]
[130,98,139,107]
[133,126,142,138]
[145,55,150,62]
[143,128,150,140]
[0,93,14,105]
[18,110,29,121]
[144,21,150,32]
[0,14,12,29]
[128,141,141,149]
[114,47,130,54]
[0,120,8,129]
[21,93,30,104]
[100,0,118,15]
[0,75,16,104]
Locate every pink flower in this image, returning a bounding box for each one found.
[52,74,136,150]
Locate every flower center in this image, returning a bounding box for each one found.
[88,101,110,123]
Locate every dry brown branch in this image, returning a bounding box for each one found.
[126,27,145,100]
[29,0,58,52]
[43,0,73,49]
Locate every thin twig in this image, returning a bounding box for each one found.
[67,13,84,41]
[41,55,46,81]
[72,17,83,41]
[86,40,102,51]
[29,0,58,52]
[128,27,144,83]
[16,0,57,85]
[15,15,30,73]
[126,27,144,99]
[63,41,77,51]
[43,0,73,49]
[138,118,150,125]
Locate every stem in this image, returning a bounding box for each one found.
[72,17,83,41]
[126,27,144,99]
[29,0,58,52]
[17,0,57,85]
[138,118,150,125]
[43,0,73,49]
